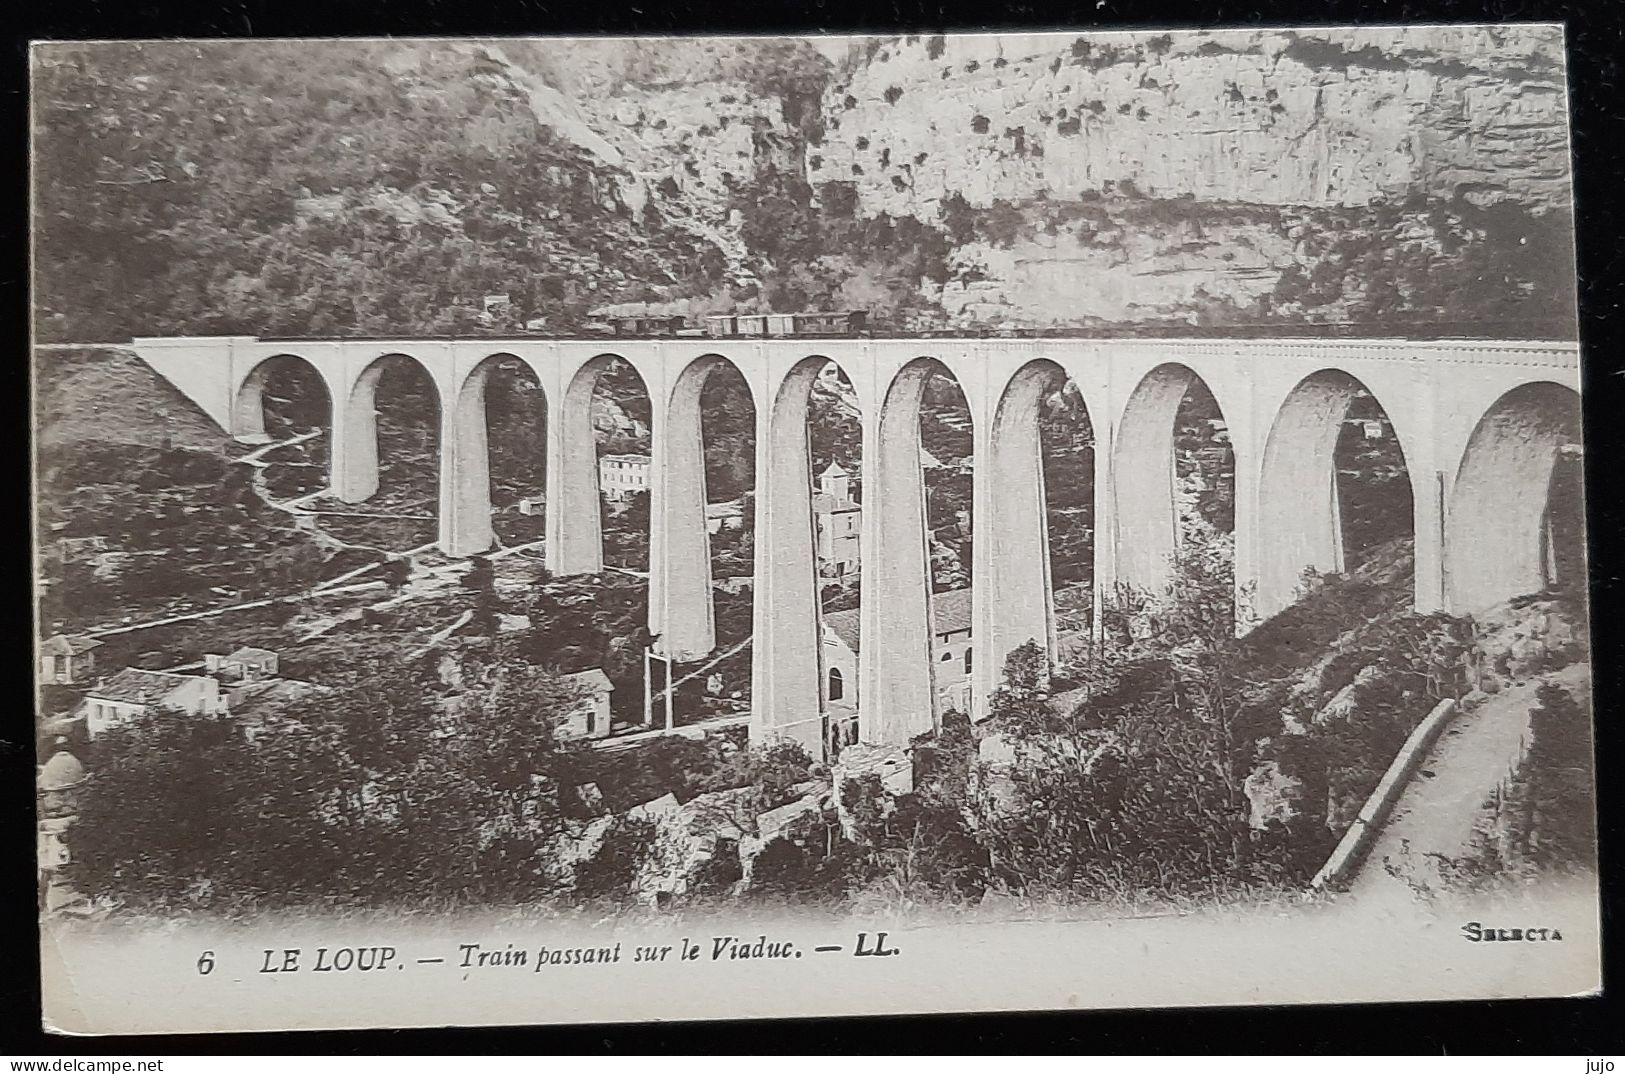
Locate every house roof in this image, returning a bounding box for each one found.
[87,668,195,706]
[819,461,849,478]
[705,501,743,518]
[823,608,862,652]
[823,588,972,654]
[41,634,101,657]
[561,668,614,694]
[227,646,277,663]
[601,453,650,465]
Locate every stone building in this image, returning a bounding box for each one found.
[204,645,279,682]
[599,453,651,502]
[705,499,744,533]
[38,634,101,686]
[80,668,226,739]
[821,588,975,745]
[812,462,861,577]
[557,668,615,740]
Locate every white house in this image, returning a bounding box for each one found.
[812,462,861,577]
[599,454,651,502]
[557,668,615,740]
[80,668,226,739]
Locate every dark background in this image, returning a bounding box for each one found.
[4,0,1622,1054]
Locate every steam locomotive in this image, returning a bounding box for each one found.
[594,310,870,339]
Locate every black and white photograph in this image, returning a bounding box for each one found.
[29,25,1598,1034]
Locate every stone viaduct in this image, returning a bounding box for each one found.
[131,334,1582,756]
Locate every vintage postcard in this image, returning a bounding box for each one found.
[32,27,1596,1034]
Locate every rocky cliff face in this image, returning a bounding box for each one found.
[818,27,1569,217]
[499,27,1573,331]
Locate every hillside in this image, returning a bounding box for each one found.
[32,29,1575,341]
[33,348,228,454]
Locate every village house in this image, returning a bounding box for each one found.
[41,527,109,571]
[821,588,975,746]
[557,668,615,740]
[39,634,102,686]
[225,677,327,733]
[599,453,651,502]
[204,645,279,683]
[812,462,861,577]
[517,495,545,516]
[80,667,226,739]
[705,499,745,534]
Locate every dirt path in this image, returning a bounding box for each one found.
[87,580,385,639]
[591,712,751,753]
[1346,663,1590,900]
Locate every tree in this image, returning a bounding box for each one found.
[988,640,1052,732]
[461,554,501,634]
[67,653,585,913]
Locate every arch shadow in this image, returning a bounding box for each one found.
[1447,381,1581,614]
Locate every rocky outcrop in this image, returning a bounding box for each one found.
[1466,595,1584,696]
[819,28,1569,217]
[1244,758,1305,829]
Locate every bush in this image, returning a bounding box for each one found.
[574,817,660,902]
[67,657,584,913]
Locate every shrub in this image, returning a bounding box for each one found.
[574,817,660,902]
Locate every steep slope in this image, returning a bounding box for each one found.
[32,29,1574,340]
[33,349,227,454]
[31,41,734,342]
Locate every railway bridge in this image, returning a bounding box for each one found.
[131,334,1583,755]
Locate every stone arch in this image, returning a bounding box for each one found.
[860,356,970,745]
[334,352,441,505]
[1256,369,1417,619]
[1447,381,1582,614]
[751,353,858,758]
[550,353,652,576]
[232,353,332,445]
[1113,362,1233,597]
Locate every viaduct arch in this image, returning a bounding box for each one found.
[134,334,1583,758]
[1255,369,1417,620]
[1112,362,1237,600]
[1446,381,1581,615]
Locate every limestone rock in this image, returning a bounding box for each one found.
[1244,758,1305,830]
[1312,665,1384,727]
